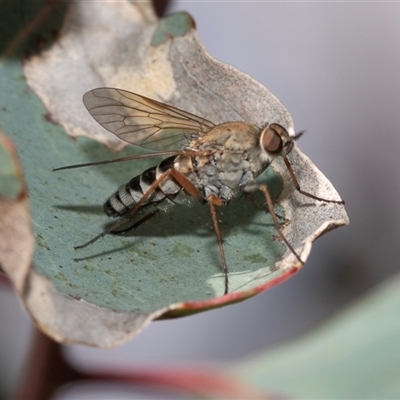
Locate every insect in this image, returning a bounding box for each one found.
[54,88,344,295]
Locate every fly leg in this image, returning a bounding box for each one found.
[207,195,229,295]
[244,183,304,266]
[244,157,345,266]
[283,156,345,204]
[75,168,202,250]
[109,210,159,235]
[244,192,289,226]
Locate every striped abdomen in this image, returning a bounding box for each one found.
[103,156,188,218]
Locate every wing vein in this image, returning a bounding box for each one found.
[83,88,216,150]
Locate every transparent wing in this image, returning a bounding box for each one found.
[83,88,216,150]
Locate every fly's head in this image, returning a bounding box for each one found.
[259,123,304,162]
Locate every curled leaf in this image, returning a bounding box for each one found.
[0,2,349,347]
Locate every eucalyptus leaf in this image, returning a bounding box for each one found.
[0,132,34,292]
[0,1,348,347]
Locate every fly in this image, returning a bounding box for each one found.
[54,88,344,295]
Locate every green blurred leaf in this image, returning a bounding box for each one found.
[236,275,400,398]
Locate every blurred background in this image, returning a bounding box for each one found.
[1,1,400,398]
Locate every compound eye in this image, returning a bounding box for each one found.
[261,125,283,154]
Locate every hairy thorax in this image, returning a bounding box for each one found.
[175,121,267,203]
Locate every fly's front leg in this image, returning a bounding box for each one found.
[244,182,304,266]
[207,194,229,295]
[75,168,202,250]
[283,156,345,205]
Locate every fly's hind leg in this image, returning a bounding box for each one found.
[75,168,202,250]
[109,210,159,235]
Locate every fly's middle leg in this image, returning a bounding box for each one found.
[244,182,305,266]
[244,192,289,227]
[207,194,229,295]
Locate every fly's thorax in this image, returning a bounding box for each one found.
[192,121,273,176]
[188,121,270,202]
[191,121,260,152]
